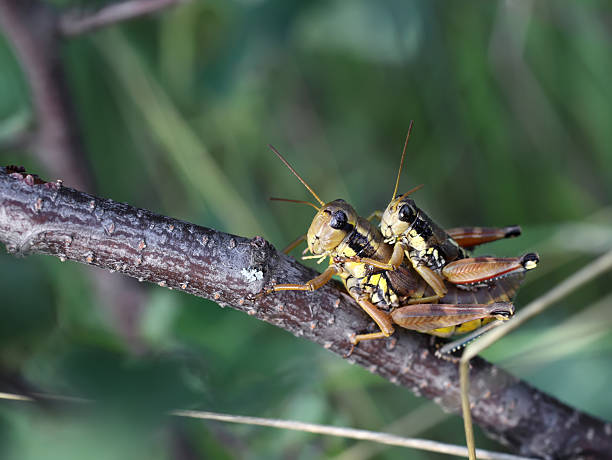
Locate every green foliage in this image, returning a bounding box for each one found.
[1,1,611,458]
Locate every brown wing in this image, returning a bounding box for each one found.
[402,265,525,305]
[440,274,525,305]
[385,264,420,299]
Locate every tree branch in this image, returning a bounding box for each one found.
[59,0,190,37]
[1,167,611,458]
[0,0,163,351]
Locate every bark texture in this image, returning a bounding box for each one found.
[0,0,159,352]
[1,167,610,459]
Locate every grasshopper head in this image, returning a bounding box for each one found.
[306,199,357,256]
[380,196,419,242]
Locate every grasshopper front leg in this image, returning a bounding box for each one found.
[260,265,338,295]
[336,243,448,301]
[410,264,447,301]
[334,241,405,271]
[260,264,396,355]
[366,210,383,222]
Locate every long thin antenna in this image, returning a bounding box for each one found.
[270,197,321,211]
[391,120,415,201]
[268,144,326,207]
[398,183,424,201]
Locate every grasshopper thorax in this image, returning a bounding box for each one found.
[307,199,358,256]
[380,196,419,243]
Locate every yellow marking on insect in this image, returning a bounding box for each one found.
[378,276,388,293]
[369,273,382,285]
[350,263,368,278]
[342,247,357,257]
[455,319,484,334]
[409,235,427,251]
[524,260,538,270]
[429,326,456,337]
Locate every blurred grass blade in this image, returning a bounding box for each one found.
[497,291,612,369]
[0,391,531,459]
[172,409,534,460]
[94,30,264,235]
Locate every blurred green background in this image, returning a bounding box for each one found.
[1,0,612,459]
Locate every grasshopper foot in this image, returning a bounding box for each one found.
[343,334,358,358]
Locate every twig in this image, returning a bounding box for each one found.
[0,390,530,460]
[1,167,611,458]
[334,403,450,460]
[460,250,612,459]
[172,410,534,460]
[60,0,189,37]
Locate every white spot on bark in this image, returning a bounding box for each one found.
[241,268,263,282]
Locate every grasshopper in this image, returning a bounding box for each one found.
[261,145,520,352]
[261,136,539,460]
[350,122,538,298]
[336,122,539,351]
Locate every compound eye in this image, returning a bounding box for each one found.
[330,210,348,229]
[398,204,416,223]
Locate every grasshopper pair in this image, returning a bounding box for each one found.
[262,123,538,355]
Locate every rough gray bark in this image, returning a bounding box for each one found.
[0,0,187,354]
[1,166,611,459]
[0,2,220,458]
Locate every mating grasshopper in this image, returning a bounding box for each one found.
[261,145,524,353]
[339,122,539,351]
[261,135,540,460]
[379,122,538,298]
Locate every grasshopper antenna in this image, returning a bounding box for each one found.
[270,197,321,211]
[398,183,424,201]
[268,144,325,207]
[391,120,415,201]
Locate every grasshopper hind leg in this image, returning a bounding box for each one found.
[442,253,539,285]
[389,302,514,359]
[446,225,522,249]
[390,302,514,333]
[435,319,507,357]
[343,298,395,358]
